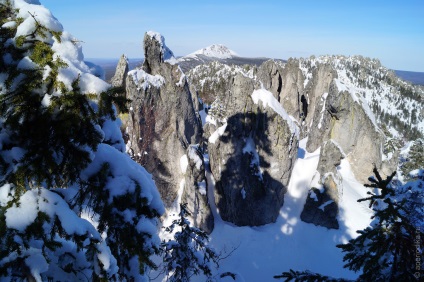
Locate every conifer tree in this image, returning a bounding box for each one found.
[336,167,423,281]
[275,168,423,281]
[160,203,220,282]
[0,1,164,280]
[274,269,351,281]
[401,139,424,180]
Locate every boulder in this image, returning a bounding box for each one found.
[300,175,339,230]
[301,140,345,229]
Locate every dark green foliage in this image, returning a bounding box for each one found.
[274,269,352,281]
[73,161,161,279]
[160,203,220,282]
[400,139,424,180]
[0,2,100,189]
[0,2,162,281]
[336,167,423,282]
[276,168,423,281]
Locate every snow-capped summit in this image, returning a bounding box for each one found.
[188,44,238,59]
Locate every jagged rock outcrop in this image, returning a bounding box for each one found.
[307,81,384,183]
[275,58,306,129]
[186,56,397,228]
[125,32,213,232]
[204,73,298,226]
[256,60,284,100]
[301,140,345,229]
[110,54,129,88]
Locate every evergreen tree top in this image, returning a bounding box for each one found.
[1,1,164,280]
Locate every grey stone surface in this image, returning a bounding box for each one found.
[205,73,298,226]
[300,175,339,230]
[256,60,284,100]
[307,81,384,183]
[110,54,129,88]
[300,140,345,229]
[125,32,213,232]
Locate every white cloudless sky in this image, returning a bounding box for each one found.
[41,0,424,72]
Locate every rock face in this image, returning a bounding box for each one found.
[110,54,129,88]
[204,73,298,226]
[125,32,213,232]
[122,38,421,230]
[186,56,396,228]
[256,60,283,100]
[301,140,345,229]
[307,81,384,183]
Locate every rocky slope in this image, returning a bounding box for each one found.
[186,54,423,229]
[115,33,423,230]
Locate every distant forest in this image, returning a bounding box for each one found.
[88,58,424,86]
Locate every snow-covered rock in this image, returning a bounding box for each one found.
[186,44,238,59]
[125,31,214,233]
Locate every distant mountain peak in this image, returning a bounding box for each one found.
[188,44,238,59]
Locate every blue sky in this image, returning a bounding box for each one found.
[41,0,423,71]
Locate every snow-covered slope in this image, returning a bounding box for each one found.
[205,140,373,281]
[151,139,373,281]
[298,55,424,139]
[186,44,238,59]
[177,45,273,73]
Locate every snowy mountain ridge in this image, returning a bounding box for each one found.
[185,44,238,59]
[188,55,424,140]
[301,55,424,138]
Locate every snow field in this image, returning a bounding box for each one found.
[193,138,373,281]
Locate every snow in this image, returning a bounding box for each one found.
[145,31,177,64]
[97,242,118,274]
[209,122,228,144]
[241,188,246,200]
[318,200,334,211]
[11,1,110,96]
[0,184,13,206]
[309,190,319,202]
[187,44,238,59]
[128,68,165,90]
[5,190,38,232]
[317,92,328,129]
[5,187,101,237]
[180,154,189,174]
[25,252,48,282]
[198,181,207,196]
[193,138,373,281]
[2,21,17,29]
[242,136,263,180]
[251,88,300,138]
[81,144,165,215]
[176,66,186,87]
[188,145,203,170]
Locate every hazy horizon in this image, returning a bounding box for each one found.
[42,0,424,72]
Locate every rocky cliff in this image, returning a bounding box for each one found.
[116,33,423,230]
[186,54,423,229]
[203,74,299,226]
[123,32,213,232]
